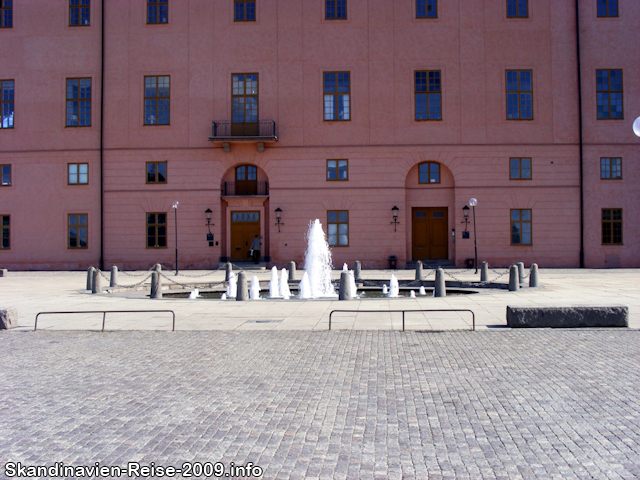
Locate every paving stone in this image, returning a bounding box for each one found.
[1,330,639,479]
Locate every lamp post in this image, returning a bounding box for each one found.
[172,201,179,275]
[391,206,400,232]
[469,198,478,273]
[275,207,284,233]
[633,116,640,137]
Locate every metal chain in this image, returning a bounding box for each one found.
[98,270,153,289]
[119,266,155,277]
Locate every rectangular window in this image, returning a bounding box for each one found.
[234,0,255,21]
[232,74,258,124]
[327,159,348,181]
[597,70,623,119]
[144,76,170,125]
[66,78,92,127]
[511,209,532,245]
[146,213,167,248]
[1,80,14,129]
[146,161,167,183]
[597,0,618,17]
[1,0,12,28]
[509,158,531,179]
[328,210,348,246]
[418,162,440,183]
[415,71,442,120]
[1,165,10,186]
[147,0,168,24]
[68,214,88,249]
[324,72,350,121]
[68,163,88,184]
[600,157,622,179]
[0,215,8,249]
[70,0,90,26]
[326,0,346,19]
[602,209,622,244]
[507,0,528,17]
[506,70,533,120]
[416,0,437,18]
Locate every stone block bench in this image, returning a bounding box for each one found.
[506,306,628,328]
[1,307,18,330]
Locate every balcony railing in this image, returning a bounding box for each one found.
[222,181,269,197]
[209,120,278,141]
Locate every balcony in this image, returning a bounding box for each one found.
[222,181,269,197]
[209,120,278,152]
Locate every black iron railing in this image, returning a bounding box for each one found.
[210,120,277,139]
[223,181,268,196]
[34,310,176,331]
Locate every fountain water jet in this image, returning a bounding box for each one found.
[280,268,291,299]
[298,272,312,299]
[303,220,336,298]
[388,275,399,298]
[250,276,261,300]
[226,274,237,298]
[269,266,280,298]
[419,286,426,295]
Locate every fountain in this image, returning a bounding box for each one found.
[342,264,358,298]
[250,276,261,300]
[269,266,280,298]
[280,268,291,299]
[226,274,237,298]
[220,293,227,300]
[298,272,312,299]
[303,220,336,298]
[410,290,416,298]
[382,285,388,295]
[388,275,399,298]
[188,288,201,299]
[419,286,426,295]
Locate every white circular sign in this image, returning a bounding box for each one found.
[469,198,478,207]
[633,116,640,137]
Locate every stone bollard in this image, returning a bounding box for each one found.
[480,261,489,282]
[288,261,296,282]
[150,271,162,299]
[434,268,446,297]
[110,266,118,287]
[415,260,423,281]
[154,263,162,273]
[0,268,7,277]
[339,271,352,300]
[92,269,102,294]
[86,267,95,291]
[236,271,248,301]
[517,262,525,286]
[529,263,539,287]
[354,261,362,282]
[225,262,232,282]
[509,265,520,291]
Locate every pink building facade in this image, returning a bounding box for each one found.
[0,0,638,270]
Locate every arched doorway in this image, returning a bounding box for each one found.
[405,161,455,262]
[221,164,269,263]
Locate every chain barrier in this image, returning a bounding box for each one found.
[98,270,153,289]
[119,266,155,277]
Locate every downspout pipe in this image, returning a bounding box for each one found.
[99,0,105,270]
[575,0,585,268]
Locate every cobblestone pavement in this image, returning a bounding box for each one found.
[1,329,639,480]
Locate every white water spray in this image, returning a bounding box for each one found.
[280,268,291,299]
[303,219,336,298]
[226,274,237,298]
[410,290,416,298]
[419,286,426,295]
[269,266,280,298]
[388,275,399,298]
[382,284,388,295]
[250,276,261,300]
[298,272,312,299]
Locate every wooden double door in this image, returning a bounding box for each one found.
[230,211,260,262]
[412,207,448,260]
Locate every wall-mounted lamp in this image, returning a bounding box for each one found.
[461,205,470,231]
[391,206,400,232]
[275,207,284,233]
[205,208,214,245]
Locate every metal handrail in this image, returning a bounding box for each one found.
[328,309,475,331]
[34,310,176,332]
